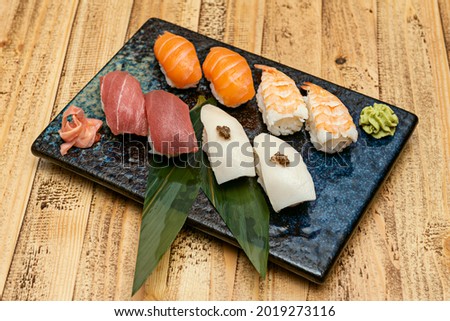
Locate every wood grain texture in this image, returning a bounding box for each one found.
[321,0,378,96]
[308,0,394,301]
[438,0,450,65]
[376,0,449,300]
[2,0,135,300]
[261,0,322,75]
[73,186,141,300]
[127,0,213,301]
[233,0,323,301]
[222,0,265,54]
[198,0,228,42]
[127,0,202,38]
[132,0,268,301]
[0,0,79,299]
[260,0,393,301]
[51,0,141,301]
[0,0,449,301]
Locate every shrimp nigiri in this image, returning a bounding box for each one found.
[202,47,255,108]
[153,31,202,89]
[301,82,358,153]
[255,64,308,136]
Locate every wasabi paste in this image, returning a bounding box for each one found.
[359,103,399,139]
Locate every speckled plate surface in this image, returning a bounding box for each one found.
[32,18,418,283]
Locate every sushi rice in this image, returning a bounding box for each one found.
[159,63,199,89]
[301,82,358,154]
[256,87,306,136]
[254,64,309,136]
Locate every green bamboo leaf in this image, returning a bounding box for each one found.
[132,155,201,294]
[201,165,270,277]
[132,97,213,295]
[133,96,269,295]
[190,104,270,277]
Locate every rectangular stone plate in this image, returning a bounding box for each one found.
[32,18,418,283]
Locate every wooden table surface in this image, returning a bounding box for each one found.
[1,0,449,301]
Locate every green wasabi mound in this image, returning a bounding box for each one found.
[359,103,399,139]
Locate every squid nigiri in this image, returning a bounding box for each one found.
[200,104,255,184]
[145,90,198,156]
[301,82,358,153]
[202,47,255,108]
[253,133,316,212]
[153,31,202,89]
[255,64,308,136]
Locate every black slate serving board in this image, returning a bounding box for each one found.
[31,18,418,283]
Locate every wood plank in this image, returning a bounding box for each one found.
[131,0,267,301]
[197,0,266,300]
[261,0,322,75]
[307,0,398,300]
[73,186,141,300]
[0,0,19,48]
[127,0,212,301]
[229,0,322,301]
[222,0,265,53]
[438,0,450,66]
[320,0,379,96]
[259,0,396,301]
[1,0,134,300]
[1,0,446,301]
[45,0,139,301]
[376,0,450,300]
[414,0,450,300]
[197,0,229,42]
[129,0,222,301]
[432,1,450,167]
[163,228,216,300]
[127,0,202,38]
[255,1,322,300]
[48,0,136,300]
[0,0,79,299]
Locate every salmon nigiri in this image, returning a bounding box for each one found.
[202,47,255,108]
[301,82,358,153]
[153,31,202,89]
[255,64,308,136]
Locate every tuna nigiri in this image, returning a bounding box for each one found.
[100,71,147,136]
[255,64,308,136]
[301,82,358,153]
[59,106,102,156]
[202,47,255,108]
[153,31,202,89]
[145,90,198,156]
